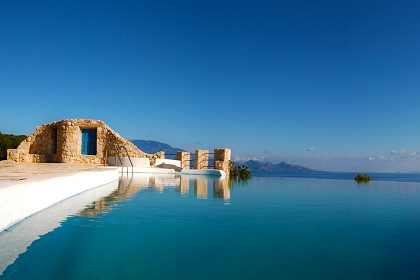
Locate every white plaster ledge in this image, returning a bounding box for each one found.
[0,168,119,232]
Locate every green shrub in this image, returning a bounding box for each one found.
[355,173,371,183]
[229,161,251,180]
[0,133,26,160]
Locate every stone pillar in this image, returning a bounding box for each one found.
[195,150,208,170]
[58,122,79,163]
[214,148,231,176]
[176,151,190,169]
[6,149,19,162]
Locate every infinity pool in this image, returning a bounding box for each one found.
[1,174,420,279]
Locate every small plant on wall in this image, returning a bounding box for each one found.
[229,161,251,179]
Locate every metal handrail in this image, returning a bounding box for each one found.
[115,145,134,175]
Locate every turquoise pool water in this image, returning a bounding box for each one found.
[1,174,420,279]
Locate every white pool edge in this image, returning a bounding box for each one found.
[116,167,226,177]
[0,167,119,233]
[181,169,226,177]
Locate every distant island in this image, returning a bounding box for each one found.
[238,160,317,173]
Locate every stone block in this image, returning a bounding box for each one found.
[214,148,231,161]
[176,152,190,169]
[195,150,209,170]
[6,149,18,161]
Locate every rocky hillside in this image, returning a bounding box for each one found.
[130,140,184,158]
[241,160,316,172]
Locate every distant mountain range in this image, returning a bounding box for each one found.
[238,160,317,173]
[130,140,184,157]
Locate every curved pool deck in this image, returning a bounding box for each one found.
[0,162,119,232]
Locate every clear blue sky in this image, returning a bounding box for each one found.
[1,0,420,172]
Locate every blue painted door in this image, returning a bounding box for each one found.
[81,129,97,155]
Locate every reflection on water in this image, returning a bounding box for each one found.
[0,180,119,276]
[228,176,250,188]
[178,176,190,195]
[214,177,230,200]
[3,176,420,280]
[0,174,232,276]
[194,177,208,199]
[79,174,232,217]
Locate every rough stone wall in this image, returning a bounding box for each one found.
[7,119,164,164]
[7,123,55,163]
[176,151,190,169]
[214,148,231,176]
[194,150,209,170]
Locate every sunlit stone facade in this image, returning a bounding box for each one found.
[7,119,164,164]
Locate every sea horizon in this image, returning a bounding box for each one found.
[252,171,420,183]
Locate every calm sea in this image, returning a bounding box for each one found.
[253,171,420,183]
[1,173,420,279]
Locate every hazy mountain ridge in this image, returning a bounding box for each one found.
[130,139,184,156]
[239,160,317,172]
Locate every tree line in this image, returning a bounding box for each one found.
[0,132,26,160]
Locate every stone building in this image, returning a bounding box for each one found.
[7,119,164,164]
